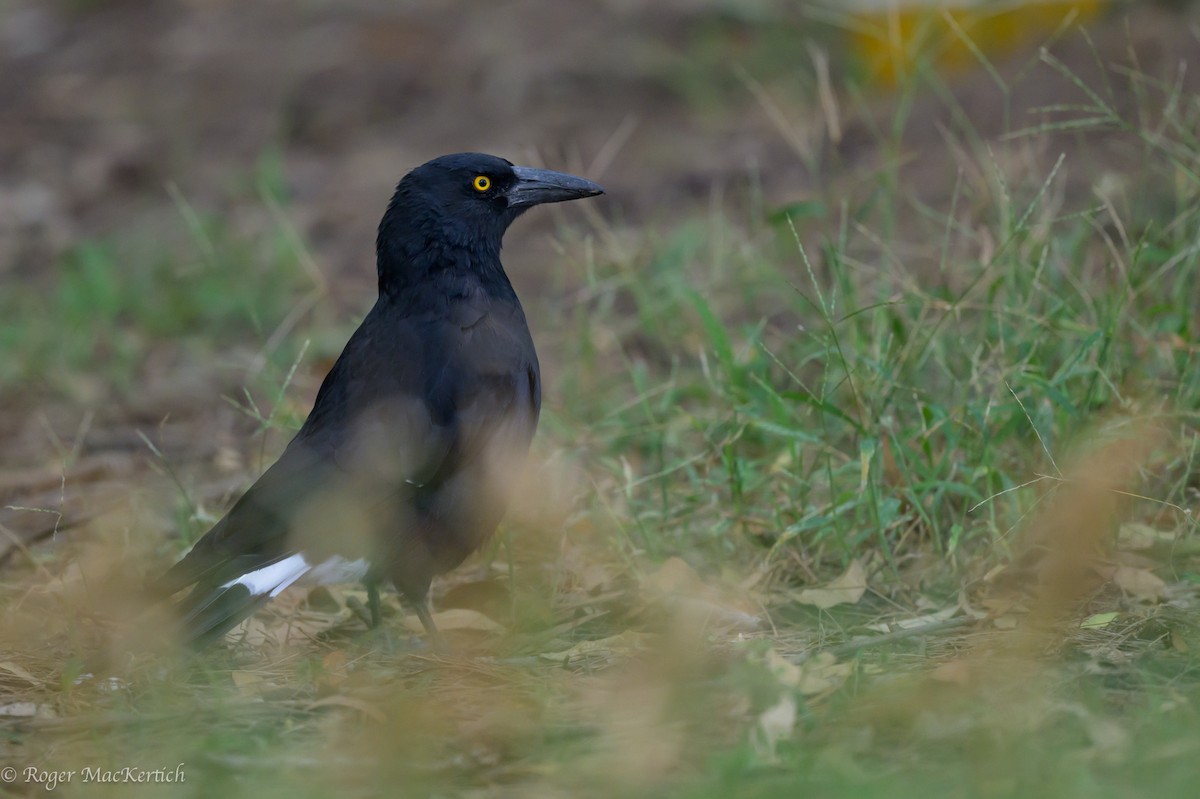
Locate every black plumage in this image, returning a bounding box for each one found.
[155,153,603,646]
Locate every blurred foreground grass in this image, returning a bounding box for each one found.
[3,31,1200,799]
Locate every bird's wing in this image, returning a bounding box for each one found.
[152,441,327,598]
[390,302,541,573]
[423,345,539,488]
[158,305,456,644]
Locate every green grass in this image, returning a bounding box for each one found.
[0,162,326,400]
[556,161,1198,571]
[4,26,1200,799]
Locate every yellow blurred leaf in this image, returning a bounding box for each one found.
[797,560,867,610]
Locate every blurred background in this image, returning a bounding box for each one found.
[4,1,1200,797]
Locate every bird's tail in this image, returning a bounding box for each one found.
[174,582,273,648]
[157,553,315,647]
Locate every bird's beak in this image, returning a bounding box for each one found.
[507,166,604,208]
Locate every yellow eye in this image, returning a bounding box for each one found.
[473,175,491,192]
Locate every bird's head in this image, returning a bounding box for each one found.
[377,153,603,289]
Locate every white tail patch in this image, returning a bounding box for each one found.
[307,555,370,585]
[221,554,311,597]
[221,554,371,597]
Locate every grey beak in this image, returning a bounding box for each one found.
[507,166,604,208]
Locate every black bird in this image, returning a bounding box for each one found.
[155,153,603,646]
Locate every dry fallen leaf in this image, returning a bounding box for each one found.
[762,648,802,687]
[307,694,387,723]
[1112,565,1167,601]
[401,608,504,634]
[642,556,761,631]
[319,650,350,690]
[230,670,267,690]
[540,630,653,665]
[982,563,1008,583]
[666,596,761,631]
[865,606,959,633]
[1117,522,1161,551]
[0,661,41,686]
[752,695,797,762]
[980,597,1028,615]
[577,562,617,593]
[795,652,852,696]
[643,556,705,595]
[930,659,971,686]
[764,649,851,697]
[797,560,868,610]
[1057,703,1130,765]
